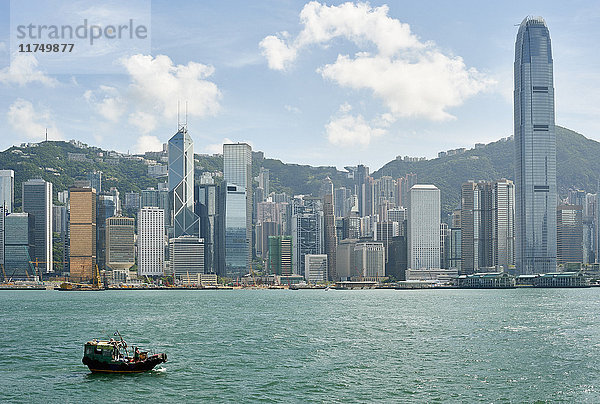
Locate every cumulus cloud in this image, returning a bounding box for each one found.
[7,99,62,140]
[326,104,386,147]
[85,54,221,133]
[260,1,494,143]
[0,54,58,87]
[134,135,163,153]
[204,137,254,155]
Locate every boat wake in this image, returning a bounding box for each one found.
[153,367,167,373]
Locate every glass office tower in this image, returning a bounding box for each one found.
[168,127,199,238]
[514,16,557,274]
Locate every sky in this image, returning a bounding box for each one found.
[0,0,599,170]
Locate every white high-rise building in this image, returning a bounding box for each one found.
[305,254,328,283]
[138,207,165,276]
[408,185,441,269]
[0,170,14,213]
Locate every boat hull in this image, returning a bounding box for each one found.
[82,353,167,373]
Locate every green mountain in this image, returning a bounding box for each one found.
[373,126,600,216]
[1,126,597,215]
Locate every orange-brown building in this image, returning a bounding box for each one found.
[69,187,96,282]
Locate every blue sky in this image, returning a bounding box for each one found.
[0,0,598,170]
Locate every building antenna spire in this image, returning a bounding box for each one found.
[177,101,180,131]
[185,101,188,128]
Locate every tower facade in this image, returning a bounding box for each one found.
[223,143,252,273]
[514,16,557,274]
[169,127,199,238]
[408,185,440,270]
[22,179,53,274]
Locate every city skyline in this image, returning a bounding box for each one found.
[0,2,599,169]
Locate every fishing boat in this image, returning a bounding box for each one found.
[82,331,167,373]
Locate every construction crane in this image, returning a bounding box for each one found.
[92,265,102,289]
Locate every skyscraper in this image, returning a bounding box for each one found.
[22,179,53,274]
[169,127,199,238]
[514,16,557,274]
[69,187,97,282]
[138,207,165,277]
[223,143,252,273]
[0,170,14,213]
[408,185,440,270]
[323,193,337,281]
[195,183,221,274]
[106,216,135,271]
[556,205,583,265]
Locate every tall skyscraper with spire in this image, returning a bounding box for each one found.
[514,16,557,274]
[168,126,199,238]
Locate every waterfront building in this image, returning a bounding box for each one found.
[385,235,407,280]
[169,127,199,238]
[194,183,220,274]
[223,183,248,277]
[0,169,14,212]
[405,268,458,283]
[336,239,358,280]
[138,207,165,277]
[461,179,515,273]
[514,16,557,274]
[532,271,588,288]
[0,206,4,270]
[268,235,292,275]
[22,179,53,274]
[292,207,323,277]
[408,185,440,270]
[353,242,385,280]
[3,213,35,279]
[456,272,516,289]
[223,143,252,273]
[323,193,337,281]
[169,236,204,279]
[106,216,135,271]
[69,187,97,282]
[556,205,583,265]
[305,254,328,283]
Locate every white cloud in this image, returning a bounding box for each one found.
[259,33,297,70]
[204,137,254,155]
[0,42,6,53]
[284,104,301,114]
[325,104,386,147]
[7,99,62,140]
[0,54,58,87]
[85,54,221,134]
[134,135,163,153]
[128,111,157,134]
[260,1,495,140]
[122,54,221,122]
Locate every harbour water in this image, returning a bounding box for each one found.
[1,288,600,402]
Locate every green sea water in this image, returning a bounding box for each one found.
[1,288,600,403]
